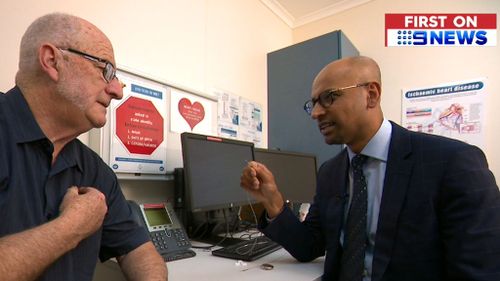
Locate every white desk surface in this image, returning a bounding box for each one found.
[167,244,324,281]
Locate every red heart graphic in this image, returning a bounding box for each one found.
[178,98,205,130]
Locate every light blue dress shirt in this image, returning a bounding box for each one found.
[344,119,392,281]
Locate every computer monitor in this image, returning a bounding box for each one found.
[181,132,256,213]
[254,148,317,203]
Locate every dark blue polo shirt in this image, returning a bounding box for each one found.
[0,87,150,281]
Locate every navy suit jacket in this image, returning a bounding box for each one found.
[261,122,500,281]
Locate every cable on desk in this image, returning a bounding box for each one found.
[231,188,265,255]
[236,228,261,240]
[190,213,211,241]
[234,237,268,256]
[191,209,237,250]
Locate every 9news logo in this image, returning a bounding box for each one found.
[385,14,497,47]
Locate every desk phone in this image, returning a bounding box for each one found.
[128,201,196,262]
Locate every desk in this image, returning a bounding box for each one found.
[168,246,324,281]
[94,246,324,281]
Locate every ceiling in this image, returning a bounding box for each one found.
[260,0,372,28]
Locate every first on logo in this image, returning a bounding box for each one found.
[385,13,497,47]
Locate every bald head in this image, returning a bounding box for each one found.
[15,13,112,87]
[313,56,381,92]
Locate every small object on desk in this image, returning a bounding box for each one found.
[260,263,274,270]
[211,236,282,261]
[235,260,248,267]
[162,249,196,262]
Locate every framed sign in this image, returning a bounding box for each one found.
[109,70,168,174]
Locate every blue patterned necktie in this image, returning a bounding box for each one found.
[339,154,368,281]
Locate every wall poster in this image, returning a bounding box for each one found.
[109,71,168,174]
[215,89,239,139]
[402,78,486,149]
[170,88,214,135]
[239,97,263,147]
[215,88,263,147]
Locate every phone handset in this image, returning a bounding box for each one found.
[128,200,196,261]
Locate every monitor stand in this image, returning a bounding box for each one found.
[188,220,246,247]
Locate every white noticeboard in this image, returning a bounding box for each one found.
[402,78,486,149]
[109,71,168,174]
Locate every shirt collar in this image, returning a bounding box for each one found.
[51,141,84,175]
[6,87,47,143]
[347,118,392,162]
[5,86,83,173]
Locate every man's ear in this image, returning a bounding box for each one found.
[38,44,60,82]
[366,81,381,108]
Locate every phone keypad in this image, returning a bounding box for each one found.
[150,229,191,250]
[151,230,169,250]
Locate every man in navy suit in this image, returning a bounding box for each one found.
[240,56,500,281]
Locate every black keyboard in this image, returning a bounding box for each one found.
[211,236,282,261]
[161,249,196,262]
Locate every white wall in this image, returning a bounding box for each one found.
[0,0,292,144]
[293,0,500,178]
[0,0,291,201]
[2,0,499,182]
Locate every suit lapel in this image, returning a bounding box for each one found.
[320,149,350,252]
[331,149,349,199]
[372,122,414,281]
[329,150,350,228]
